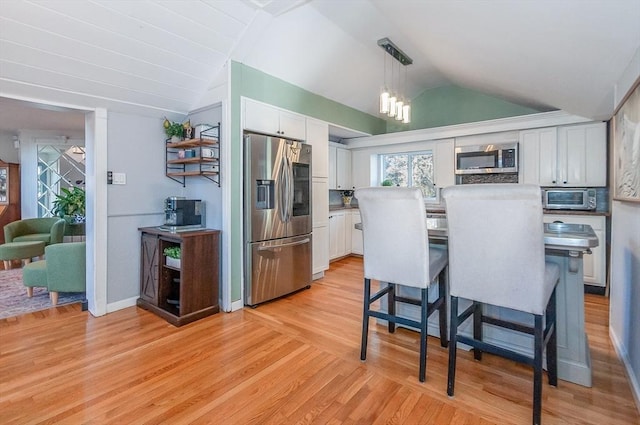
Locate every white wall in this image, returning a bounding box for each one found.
[104,107,224,307]
[0,132,20,163]
[610,45,640,409]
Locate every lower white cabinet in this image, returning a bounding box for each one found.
[329,210,355,260]
[312,226,329,276]
[312,178,329,276]
[351,211,363,255]
[329,211,345,260]
[543,214,606,287]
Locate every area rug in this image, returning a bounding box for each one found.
[0,268,85,319]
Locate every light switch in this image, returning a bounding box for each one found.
[112,173,126,185]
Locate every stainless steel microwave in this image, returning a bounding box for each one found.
[455,143,518,174]
[543,188,597,211]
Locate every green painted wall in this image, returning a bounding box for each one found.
[228,64,545,304]
[386,85,547,133]
[229,62,384,303]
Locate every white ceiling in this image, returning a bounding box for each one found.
[0,0,639,135]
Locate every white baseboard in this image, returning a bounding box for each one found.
[106,296,138,313]
[230,299,244,312]
[610,328,640,413]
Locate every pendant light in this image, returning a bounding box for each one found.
[377,38,412,124]
[379,50,390,114]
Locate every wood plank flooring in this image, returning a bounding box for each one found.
[1,256,638,424]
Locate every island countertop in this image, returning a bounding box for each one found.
[354,220,598,251]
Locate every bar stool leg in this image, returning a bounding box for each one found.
[360,278,372,361]
[533,314,543,425]
[447,296,459,397]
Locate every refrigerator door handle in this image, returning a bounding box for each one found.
[287,156,294,222]
[278,155,288,223]
[257,238,311,251]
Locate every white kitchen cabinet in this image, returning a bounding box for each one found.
[243,98,306,140]
[521,127,558,185]
[351,210,363,255]
[329,144,352,190]
[543,214,606,287]
[521,123,606,187]
[558,123,607,187]
[312,226,329,276]
[312,179,329,276]
[306,118,329,178]
[329,211,345,260]
[328,209,354,260]
[434,138,455,189]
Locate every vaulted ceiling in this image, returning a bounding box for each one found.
[1,0,639,134]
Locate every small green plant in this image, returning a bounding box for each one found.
[165,122,184,139]
[163,246,181,259]
[381,179,394,186]
[52,187,86,222]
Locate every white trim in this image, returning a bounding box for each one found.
[107,296,138,313]
[220,62,233,313]
[345,110,594,149]
[230,299,244,312]
[610,327,640,413]
[85,108,108,317]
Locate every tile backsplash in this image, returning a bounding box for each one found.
[329,189,358,207]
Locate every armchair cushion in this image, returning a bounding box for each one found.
[4,218,66,245]
[44,242,86,293]
[22,242,86,301]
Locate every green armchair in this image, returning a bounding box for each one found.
[22,242,86,305]
[4,218,66,246]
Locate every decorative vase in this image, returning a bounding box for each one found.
[342,196,352,207]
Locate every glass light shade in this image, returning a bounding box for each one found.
[387,95,397,117]
[379,89,389,114]
[402,103,411,124]
[395,100,404,121]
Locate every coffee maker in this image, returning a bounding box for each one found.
[162,197,205,231]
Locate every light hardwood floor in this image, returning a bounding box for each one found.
[1,256,638,424]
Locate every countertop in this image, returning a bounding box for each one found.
[354,220,598,251]
[330,205,608,217]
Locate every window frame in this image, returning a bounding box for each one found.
[378,149,437,201]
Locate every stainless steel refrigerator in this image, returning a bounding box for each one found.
[244,132,312,306]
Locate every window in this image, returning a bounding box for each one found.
[37,144,86,218]
[380,151,437,199]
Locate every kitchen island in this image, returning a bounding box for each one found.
[356,220,598,387]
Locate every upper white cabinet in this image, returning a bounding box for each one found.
[558,123,607,187]
[434,138,455,189]
[521,127,558,185]
[306,118,329,178]
[329,144,353,190]
[243,98,306,141]
[521,122,606,187]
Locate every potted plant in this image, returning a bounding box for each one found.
[163,246,181,269]
[381,179,394,186]
[163,118,185,142]
[342,189,354,207]
[52,186,86,224]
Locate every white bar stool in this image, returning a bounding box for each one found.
[356,187,448,382]
[442,184,560,425]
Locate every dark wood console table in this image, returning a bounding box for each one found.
[137,227,220,326]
